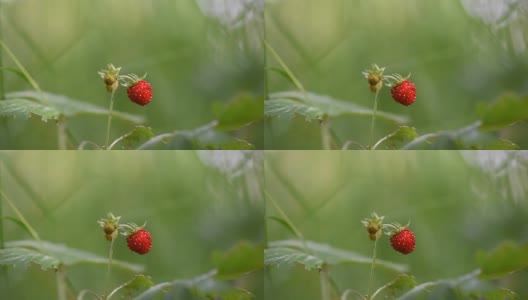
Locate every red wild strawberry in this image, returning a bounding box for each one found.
[390,229,415,255]
[122,74,152,106]
[391,80,416,106]
[126,229,152,255]
[127,80,152,106]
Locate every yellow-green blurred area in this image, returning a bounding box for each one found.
[265,0,528,149]
[0,151,264,299]
[0,0,264,149]
[265,151,528,299]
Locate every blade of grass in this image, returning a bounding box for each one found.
[0,2,10,146]
[0,189,41,242]
[0,40,44,99]
[265,191,305,242]
[2,160,53,220]
[0,2,4,102]
[264,40,306,96]
[265,159,311,213]
[0,163,8,290]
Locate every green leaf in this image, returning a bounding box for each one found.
[372,126,418,150]
[264,247,324,271]
[0,247,60,270]
[133,270,217,300]
[477,93,528,131]
[132,282,176,300]
[401,122,520,150]
[481,139,520,150]
[467,288,518,300]
[373,274,417,298]
[213,93,264,131]
[267,67,297,87]
[477,241,528,280]
[212,241,264,280]
[109,126,154,150]
[0,98,61,122]
[0,67,30,82]
[266,91,408,124]
[267,240,407,273]
[267,216,298,238]
[395,270,506,300]
[206,139,255,150]
[1,216,34,238]
[265,41,306,93]
[108,275,154,299]
[396,282,438,300]
[459,278,518,300]
[213,288,255,300]
[4,91,144,123]
[3,240,143,272]
[138,122,255,150]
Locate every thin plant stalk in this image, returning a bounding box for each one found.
[0,5,9,145]
[104,237,116,299]
[0,163,8,289]
[57,117,67,150]
[104,90,116,149]
[0,164,4,249]
[0,1,5,101]
[367,239,378,300]
[368,90,380,149]
[0,190,41,243]
[321,117,331,150]
[56,266,67,300]
[320,267,332,300]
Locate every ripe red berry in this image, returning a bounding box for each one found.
[126,229,152,255]
[390,229,415,254]
[390,80,416,106]
[127,80,152,106]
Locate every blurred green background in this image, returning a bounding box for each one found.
[264,0,528,149]
[265,151,528,299]
[0,0,264,149]
[0,151,264,298]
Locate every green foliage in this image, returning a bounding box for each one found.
[265,247,324,271]
[478,93,528,131]
[132,269,258,300]
[266,240,407,273]
[401,122,520,150]
[0,240,143,272]
[109,126,154,150]
[212,241,264,280]
[109,275,154,299]
[265,91,408,124]
[373,274,417,299]
[477,241,528,280]
[2,91,143,123]
[396,270,519,300]
[138,122,255,150]
[0,98,60,122]
[267,216,298,237]
[213,93,264,131]
[0,247,60,271]
[372,126,418,150]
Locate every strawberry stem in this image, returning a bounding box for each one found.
[56,266,67,300]
[104,89,115,150]
[320,267,332,300]
[367,238,378,300]
[368,89,380,149]
[104,235,116,299]
[321,117,331,150]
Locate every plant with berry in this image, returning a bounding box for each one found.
[362,64,417,149]
[358,212,416,300]
[97,64,153,150]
